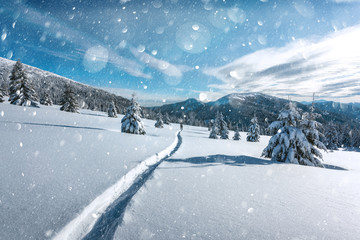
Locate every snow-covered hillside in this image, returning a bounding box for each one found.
[1,101,360,240]
[0,101,178,239]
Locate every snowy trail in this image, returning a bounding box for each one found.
[52,131,182,240]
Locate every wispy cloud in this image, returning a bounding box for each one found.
[130,47,191,78]
[5,1,151,78]
[204,24,360,102]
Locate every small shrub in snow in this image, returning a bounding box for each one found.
[217,112,229,139]
[233,125,241,140]
[121,97,146,135]
[107,102,117,118]
[247,117,260,142]
[154,112,164,128]
[60,84,79,113]
[8,59,38,107]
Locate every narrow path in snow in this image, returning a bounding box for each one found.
[52,131,182,240]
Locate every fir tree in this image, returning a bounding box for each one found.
[107,101,117,118]
[247,116,260,142]
[60,84,79,113]
[121,96,146,135]
[209,124,218,139]
[262,102,323,167]
[324,122,339,150]
[8,59,38,107]
[163,112,171,125]
[214,111,221,135]
[40,92,53,106]
[233,125,241,140]
[154,112,164,128]
[0,87,4,102]
[300,101,327,160]
[218,112,229,139]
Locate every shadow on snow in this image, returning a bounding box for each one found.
[166,154,347,171]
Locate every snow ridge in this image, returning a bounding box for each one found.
[52,131,181,240]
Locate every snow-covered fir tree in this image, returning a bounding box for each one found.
[107,101,117,118]
[218,112,229,139]
[209,124,218,139]
[40,92,53,106]
[60,84,79,113]
[247,116,260,142]
[324,122,339,150]
[233,125,241,140]
[8,59,38,107]
[300,102,327,159]
[214,111,221,135]
[154,112,164,128]
[0,87,4,102]
[163,112,171,125]
[262,102,323,167]
[121,96,146,135]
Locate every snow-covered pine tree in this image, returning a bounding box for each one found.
[262,102,323,167]
[121,96,146,135]
[233,124,241,140]
[8,59,38,107]
[324,122,339,150]
[300,101,327,160]
[218,112,229,139]
[0,87,4,102]
[60,84,79,113]
[247,116,260,142]
[209,124,218,139]
[154,112,164,128]
[40,92,53,106]
[214,111,221,135]
[107,101,117,118]
[163,112,171,125]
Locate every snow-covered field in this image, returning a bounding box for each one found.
[1,102,360,240]
[113,126,360,240]
[0,102,178,239]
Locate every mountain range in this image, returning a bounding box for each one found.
[1,57,359,132]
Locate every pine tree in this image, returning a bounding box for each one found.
[154,112,164,128]
[107,101,117,118]
[8,59,38,107]
[60,84,79,113]
[300,101,327,160]
[40,92,53,106]
[262,102,323,167]
[214,111,221,135]
[247,117,260,142]
[218,112,229,139]
[324,122,339,150]
[121,96,146,135]
[163,112,171,125]
[0,87,4,102]
[209,124,218,139]
[233,125,241,140]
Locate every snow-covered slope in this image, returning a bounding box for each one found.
[0,101,178,240]
[114,125,360,240]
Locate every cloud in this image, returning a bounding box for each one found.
[204,24,360,102]
[332,0,360,3]
[130,47,190,78]
[6,1,151,79]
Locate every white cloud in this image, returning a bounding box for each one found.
[204,24,360,103]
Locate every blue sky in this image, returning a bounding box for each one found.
[1,0,360,105]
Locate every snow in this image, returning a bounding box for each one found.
[1,101,360,239]
[113,125,360,240]
[0,101,178,239]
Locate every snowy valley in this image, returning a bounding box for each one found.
[1,99,360,239]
